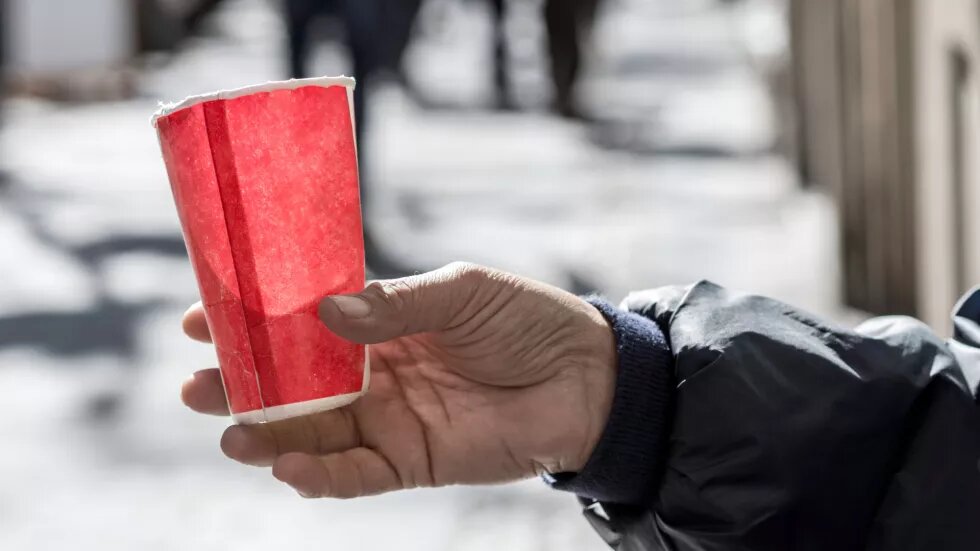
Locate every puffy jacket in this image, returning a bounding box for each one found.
[555,283,980,550]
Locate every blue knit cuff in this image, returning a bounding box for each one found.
[545,297,674,505]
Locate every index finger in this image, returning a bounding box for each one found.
[183,301,213,343]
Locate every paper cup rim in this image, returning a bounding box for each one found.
[150,75,356,127]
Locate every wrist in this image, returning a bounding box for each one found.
[547,297,673,504]
[564,300,618,472]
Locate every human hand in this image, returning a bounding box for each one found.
[181,263,616,498]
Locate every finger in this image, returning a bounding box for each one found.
[272,449,403,499]
[181,368,229,415]
[220,409,361,467]
[182,302,212,343]
[318,262,500,344]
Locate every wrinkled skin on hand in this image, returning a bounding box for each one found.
[181,262,616,499]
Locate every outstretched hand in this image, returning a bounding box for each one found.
[181,263,616,498]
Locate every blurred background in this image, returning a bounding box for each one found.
[0,0,977,549]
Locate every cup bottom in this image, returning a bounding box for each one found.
[232,390,365,424]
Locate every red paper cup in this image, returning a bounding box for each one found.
[153,77,368,424]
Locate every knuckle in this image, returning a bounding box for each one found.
[362,280,389,299]
[442,261,490,285]
[381,280,415,310]
[364,279,415,314]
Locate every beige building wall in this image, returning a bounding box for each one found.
[790,0,980,333]
[913,0,980,333]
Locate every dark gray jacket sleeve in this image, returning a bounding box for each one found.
[561,282,980,551]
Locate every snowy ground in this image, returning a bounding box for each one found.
[0,0,838,549]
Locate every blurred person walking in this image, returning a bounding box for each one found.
[489,0,603,118]
[543,0,601,118]
[283,0,422,277]
[487,0,515,110]
[0,0,6,185]
[284,0,382,137]
[284,0,424,148]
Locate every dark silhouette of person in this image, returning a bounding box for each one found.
[283,0,423,277]
[489,0,602,118]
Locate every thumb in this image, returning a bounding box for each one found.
[318,262,493,344]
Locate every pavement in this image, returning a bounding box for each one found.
[0,0,838,549]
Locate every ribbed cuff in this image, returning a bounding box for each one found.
[545,297,673,505]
